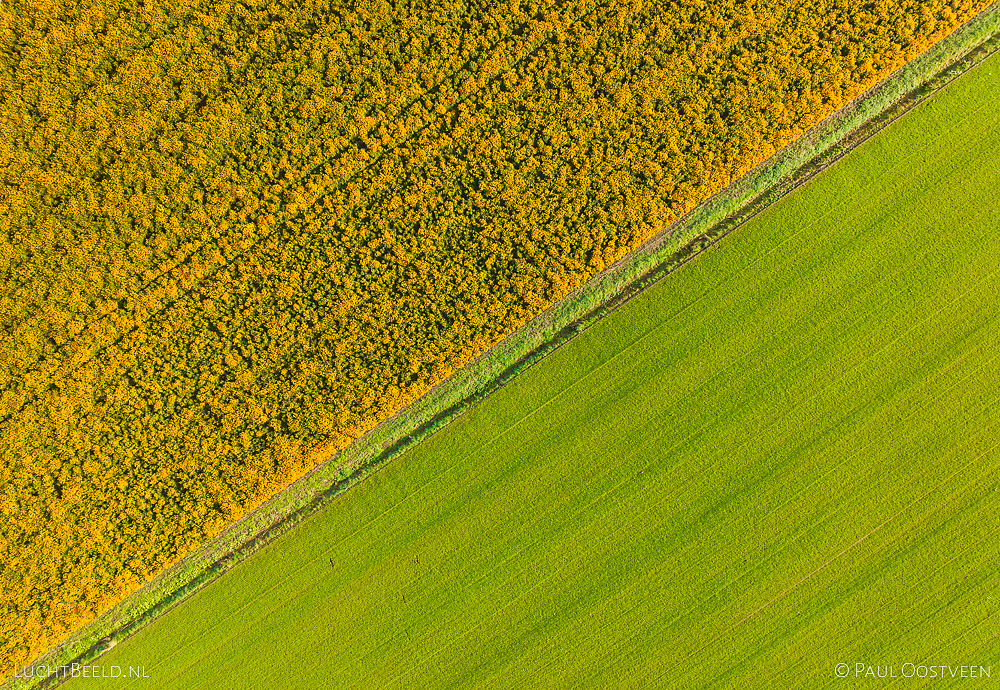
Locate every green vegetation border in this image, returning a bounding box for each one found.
[8,5,1000,689]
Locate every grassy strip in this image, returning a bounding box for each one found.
[7,5,1000,689]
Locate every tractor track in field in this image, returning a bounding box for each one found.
[11,13,1000,690]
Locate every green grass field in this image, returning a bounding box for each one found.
[57,53,1000,689]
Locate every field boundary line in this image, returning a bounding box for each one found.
[8,6,1000,689]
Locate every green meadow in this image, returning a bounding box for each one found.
[61,53,1000,689]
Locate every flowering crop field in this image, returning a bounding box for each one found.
[56,50,1000,689]
[0,0,991,675]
